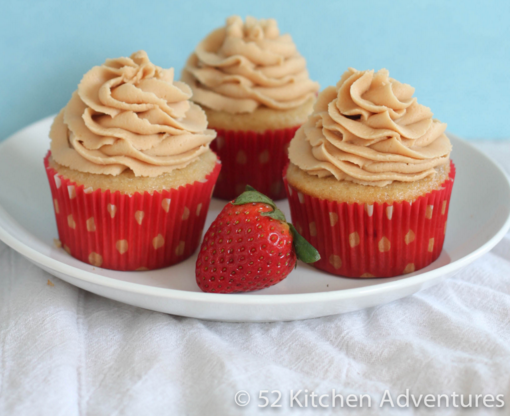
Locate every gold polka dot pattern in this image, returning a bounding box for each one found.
[404,263,416,274]
[259,150,270,164]
[161,199,171,213]
[116,240,129,255]
[86,217,96,232]
[386,206,394,220]
[88,252,103,267]
[329,255,342,270]
[175,241,186,256]
[182,207,190,221]
[236,151,247,165]
[107,204,117,219]
[152,234,165,250]
[349,232,360,248]
[405,230,415,245]
[428,238,435,253]
[67,185,76,200]
[67,214,76,229]
[378,237,391,253]
[135,211,145,225]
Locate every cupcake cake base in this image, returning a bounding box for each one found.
[284,161,456,278]
[45,152,221,271]
[206,98,314,201]
[210,126,299,200]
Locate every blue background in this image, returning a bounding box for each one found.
[1,0,509,142]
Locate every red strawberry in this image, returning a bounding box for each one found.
[196,186,320,293]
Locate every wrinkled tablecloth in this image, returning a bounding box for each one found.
[1,141,509,416]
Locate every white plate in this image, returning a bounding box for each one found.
[1,117,509,322]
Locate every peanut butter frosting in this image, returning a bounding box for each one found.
[50,51,216,177]
[289,68,452,187]
[181,16,319,114]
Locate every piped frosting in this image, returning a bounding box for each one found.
[289,68,452,187]
[181,16,319,114]
[50,51,216,177]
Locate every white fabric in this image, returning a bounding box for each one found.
[1,141,509,416]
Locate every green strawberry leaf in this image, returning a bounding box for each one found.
[233,185,320,264]
[232,186,277,209]
[288,224,321,264]
[261,209,286,223]
[232,185,286,221]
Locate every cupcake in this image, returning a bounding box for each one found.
[181,16,319,200]
[45,51,220,271]
[284,68,455,278]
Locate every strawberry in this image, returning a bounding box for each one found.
[196,186,320,293]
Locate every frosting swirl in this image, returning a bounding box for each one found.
[50,50,216,177]
[289,68,452,187]
[181,16,319,114]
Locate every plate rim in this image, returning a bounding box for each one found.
[1,116,510,307]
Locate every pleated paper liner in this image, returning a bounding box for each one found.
[210,126,300,201]
[44,152,221,271]
[284,161,456,278]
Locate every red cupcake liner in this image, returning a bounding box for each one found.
[44,152,221,271]
[210,126,300,201]
[283,161,456,278]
